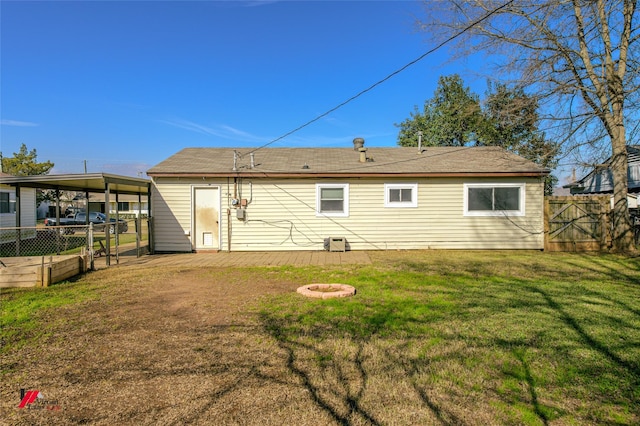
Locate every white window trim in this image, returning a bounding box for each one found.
[316,183,349,217]
[384,183,418,208]
[463,183,525,217]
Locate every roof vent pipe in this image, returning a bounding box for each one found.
[358,147,368,163]
[353,137,365,151]
[417,131,423,153]
[250,152,255,169]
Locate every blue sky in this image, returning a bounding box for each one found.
[1,0,491,177]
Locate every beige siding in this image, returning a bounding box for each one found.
[151,177,545,252]
[152,178,231,252]
[0,186,36,228]
[19,188,37,227]
[0,186,37,243]
[151,179,196,252]
[231,177,543,251]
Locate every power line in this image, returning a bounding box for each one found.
[246,0,516,156]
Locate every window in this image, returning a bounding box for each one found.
[0,192,15,214]
[464,183,524,216]
[316,183,349,217]
[117,202,130,211]
[385,183,418,208]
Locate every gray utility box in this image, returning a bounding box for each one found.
[329,237,346,252]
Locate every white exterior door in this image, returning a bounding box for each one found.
[193,187,220,250]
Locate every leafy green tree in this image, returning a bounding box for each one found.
[480,83,560,195]
[396,76,559,194]
[1,143,55,207]
[1,143,54,176]
[480,83,541,150]
[397,75,483,147]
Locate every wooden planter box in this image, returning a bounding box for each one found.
[0,254,88,288]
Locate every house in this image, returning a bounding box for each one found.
[0,172,37,243]
[86,193,149,217]
[567,145,640,194]
[146,141,549,252]
[565,145,640,216]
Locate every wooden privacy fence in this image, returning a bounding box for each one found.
[544,196,610,252]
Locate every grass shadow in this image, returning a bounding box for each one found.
[261,313,381,426]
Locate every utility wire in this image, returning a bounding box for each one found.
[245,0,516,156]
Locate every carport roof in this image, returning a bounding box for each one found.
[0,173,150,195]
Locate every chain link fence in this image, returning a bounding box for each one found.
[0,218,148,258]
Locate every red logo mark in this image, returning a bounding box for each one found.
[18,390,42,409]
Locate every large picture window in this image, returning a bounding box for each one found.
[384,183,418,208]
[464,183,525,216]
[316,183,349,217]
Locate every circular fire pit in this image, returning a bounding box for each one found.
[297,284,356,299]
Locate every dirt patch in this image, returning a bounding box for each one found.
[2,266,339,425]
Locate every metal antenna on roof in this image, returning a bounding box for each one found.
[417,131,423,154]
[233,150,238,172]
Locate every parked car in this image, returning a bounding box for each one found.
[44,212,128,234]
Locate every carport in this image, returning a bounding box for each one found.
[0,173,150,266]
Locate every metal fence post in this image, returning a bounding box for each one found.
[88,223,95,271]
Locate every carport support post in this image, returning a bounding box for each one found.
[115,191,119,264]
[55,188,61,255]
[85,191,90,225]
[136,192,141,257]
[104,183,111,266]
[89,223,95,270]
[15,184,21,256]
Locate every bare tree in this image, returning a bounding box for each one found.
[419,0,638,251]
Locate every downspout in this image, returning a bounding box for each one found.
[227,207,232,252]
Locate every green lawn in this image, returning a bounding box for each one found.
[1,250,638,424]
[258,251,640,424]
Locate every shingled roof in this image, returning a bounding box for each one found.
[147,146,548,178]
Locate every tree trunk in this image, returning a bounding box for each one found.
[610,136,634,252]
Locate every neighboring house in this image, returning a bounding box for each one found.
[565,145,640,215]
[87,193,149,217]
[146,141,549,252]
[567,145,640,194]
[0,172,37,243]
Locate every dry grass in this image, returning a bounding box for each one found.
[1,250,639,425]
